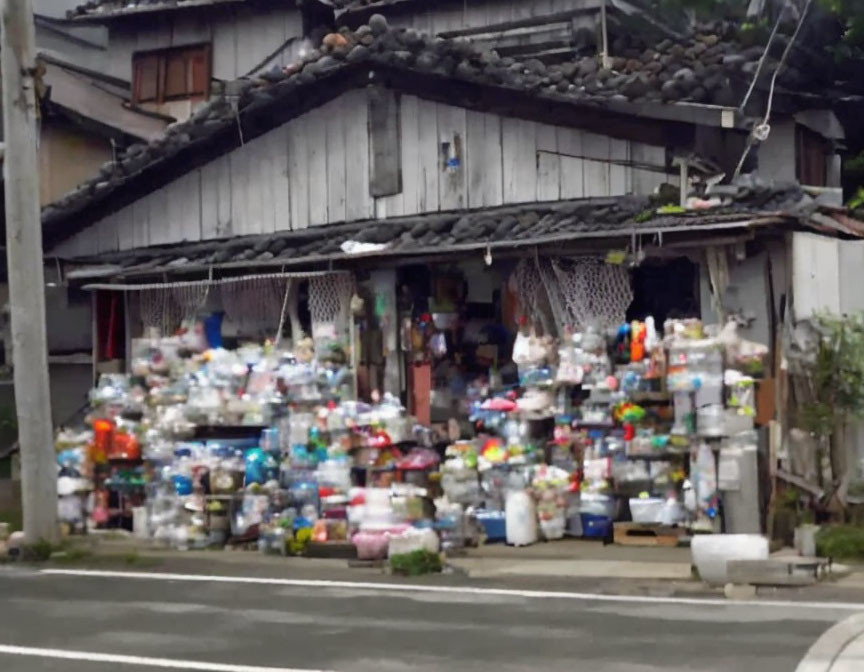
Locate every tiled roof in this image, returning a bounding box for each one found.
[67,0,249,20]
[44,13,838,236]
[65,185,850,278]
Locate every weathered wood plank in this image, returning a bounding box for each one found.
[416,97,440,212]
[271,125,291,231]
[325,101,348,224]
[557,126,584,199]
[502,117,536,204]
[149,186,170,245]
[609,137,630,195]
[229,142,250,235]
[287,114,310,230]
[368,87,402,198]
[133,196,150,248]
[200,160,219,239]
[630,143,668,196]
[583,132,611,196]
[467,110,504,208]
[97,212,119,253]
[400,94,421,215]
[344,90,372,222]
[482,113,504,208]
[247,138,268,235]
[164,178,186,242]
[536,123,560,202]
[437,103,467,210]
[212,12,239,81]
[116,205,135,251]
[77,226,99,256]
[466,109,486,209]
[179,171,202,241]
[307,110,329,226]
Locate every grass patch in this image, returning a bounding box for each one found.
[389,550,442,577]
[0,508,22,532]
[816,526,864,561]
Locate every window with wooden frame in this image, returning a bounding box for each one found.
[796,124,829,187]
[133,44,211,105]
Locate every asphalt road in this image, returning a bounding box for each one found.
[0,566,855,672]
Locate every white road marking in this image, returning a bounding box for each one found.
[0,644,331,671]
[40,568,864,611]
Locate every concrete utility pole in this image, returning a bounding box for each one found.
[1,0,57,544]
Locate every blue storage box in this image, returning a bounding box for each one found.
[580,513,612,539]
[476,510,507,542]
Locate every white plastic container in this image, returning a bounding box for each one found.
[580,492,615,518]
[629,497,665,523]
[388,528,440,557]
[691,534,769,585]
[505,490,538,546]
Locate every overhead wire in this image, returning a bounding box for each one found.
[732,0,814,179]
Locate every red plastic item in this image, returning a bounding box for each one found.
[91,418,114,464]
[109,431,140,461]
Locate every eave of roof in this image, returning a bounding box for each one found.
[67,0,252,22]
[59,186,839,282]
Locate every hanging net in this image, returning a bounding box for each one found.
[108,271,350,339]
[511,257,632,334]
[550,257,633,331]
[309,273,355,337]
[220,276,289,339]
[512,259,554,335]
[139,286,183,335]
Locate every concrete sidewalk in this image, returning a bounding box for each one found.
[449,539,693,580]
[797,613,864,671]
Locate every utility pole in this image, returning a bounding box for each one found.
[1,0,57,544]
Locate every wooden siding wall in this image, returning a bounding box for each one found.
[50,92,676,258]
[372,0,598,34]
[103,6,304,83]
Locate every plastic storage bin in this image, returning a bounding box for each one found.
[476,510,507,542]
[580,513,612,539]
[629,497,665,523]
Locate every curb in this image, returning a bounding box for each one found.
[796,612,864,672]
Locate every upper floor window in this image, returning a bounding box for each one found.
[796,125,828,187]
[133,44,211,105]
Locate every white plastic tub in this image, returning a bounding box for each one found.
[629,498,664,523]
[691,534,769,585]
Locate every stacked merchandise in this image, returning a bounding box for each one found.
[61,333,443,558]
[459,315,769,544]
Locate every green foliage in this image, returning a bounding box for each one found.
[816,525,864,559]
[847,185,864,211]
[20,539,56,562]
[389,550,443,576]
[656,0,749,19]
[635,209,656,223]
[0,508,22,532]
[798,313,864,439]
[819,0,864,59]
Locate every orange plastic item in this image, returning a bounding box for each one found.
[91,418,114,464]
[312,519,328,543]
[630,321,646,362]
[110,431,140,461]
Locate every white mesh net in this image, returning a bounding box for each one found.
[139,287,182,334]
[309,273,355,336]
[550,257,632,330]
[220,276,288,339]
[512,259,553,335]
[512,257,632,334]
[125,272,350,339]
